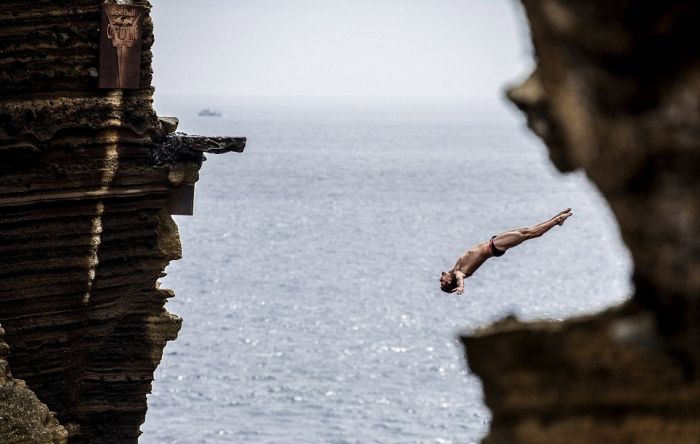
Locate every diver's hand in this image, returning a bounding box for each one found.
[452,287,464,295]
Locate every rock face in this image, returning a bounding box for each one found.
[463,1,700,443]
[0,326,68,444]
[0,1,243,442]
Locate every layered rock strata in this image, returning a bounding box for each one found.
[463,1,700,443]
[0,1,244,442]
[0,326,68,444]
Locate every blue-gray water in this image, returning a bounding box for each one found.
[141,97,631,443]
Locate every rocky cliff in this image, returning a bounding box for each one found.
[463,1,700,443]
[0,1,243,442]
[0,326,68,444]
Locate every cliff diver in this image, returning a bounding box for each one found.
[440,208,573,294]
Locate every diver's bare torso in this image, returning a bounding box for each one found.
[451,242,491,278]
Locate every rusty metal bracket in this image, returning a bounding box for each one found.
[169,184,196,216]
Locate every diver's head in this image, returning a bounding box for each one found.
[439,271,457,293]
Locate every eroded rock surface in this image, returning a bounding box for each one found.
[0,1,244,442]
[0,325,68,444]
[463,2,700,443]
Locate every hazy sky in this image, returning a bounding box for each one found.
[150,0,532,100]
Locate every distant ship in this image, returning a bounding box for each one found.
[198,109,222,117]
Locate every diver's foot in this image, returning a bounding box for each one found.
[558,208,572,216]
[557,211,573,226]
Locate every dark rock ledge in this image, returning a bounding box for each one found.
[462,2,700,443]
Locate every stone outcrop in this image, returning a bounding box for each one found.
[0,326,68,444]
[463,1,700,443]
[0,1,243,442]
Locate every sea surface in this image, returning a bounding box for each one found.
[140,96,632,444]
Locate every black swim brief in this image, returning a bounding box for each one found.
[489,236,505,257]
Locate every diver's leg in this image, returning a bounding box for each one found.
[492,209,572,251]
[531,208,572,230]
[490,230,527,251]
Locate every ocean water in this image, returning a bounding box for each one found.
[140,97,632,444]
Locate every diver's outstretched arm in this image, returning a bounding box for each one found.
[452,271,465,294]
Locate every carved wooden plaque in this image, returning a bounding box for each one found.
[99,4,144,89]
